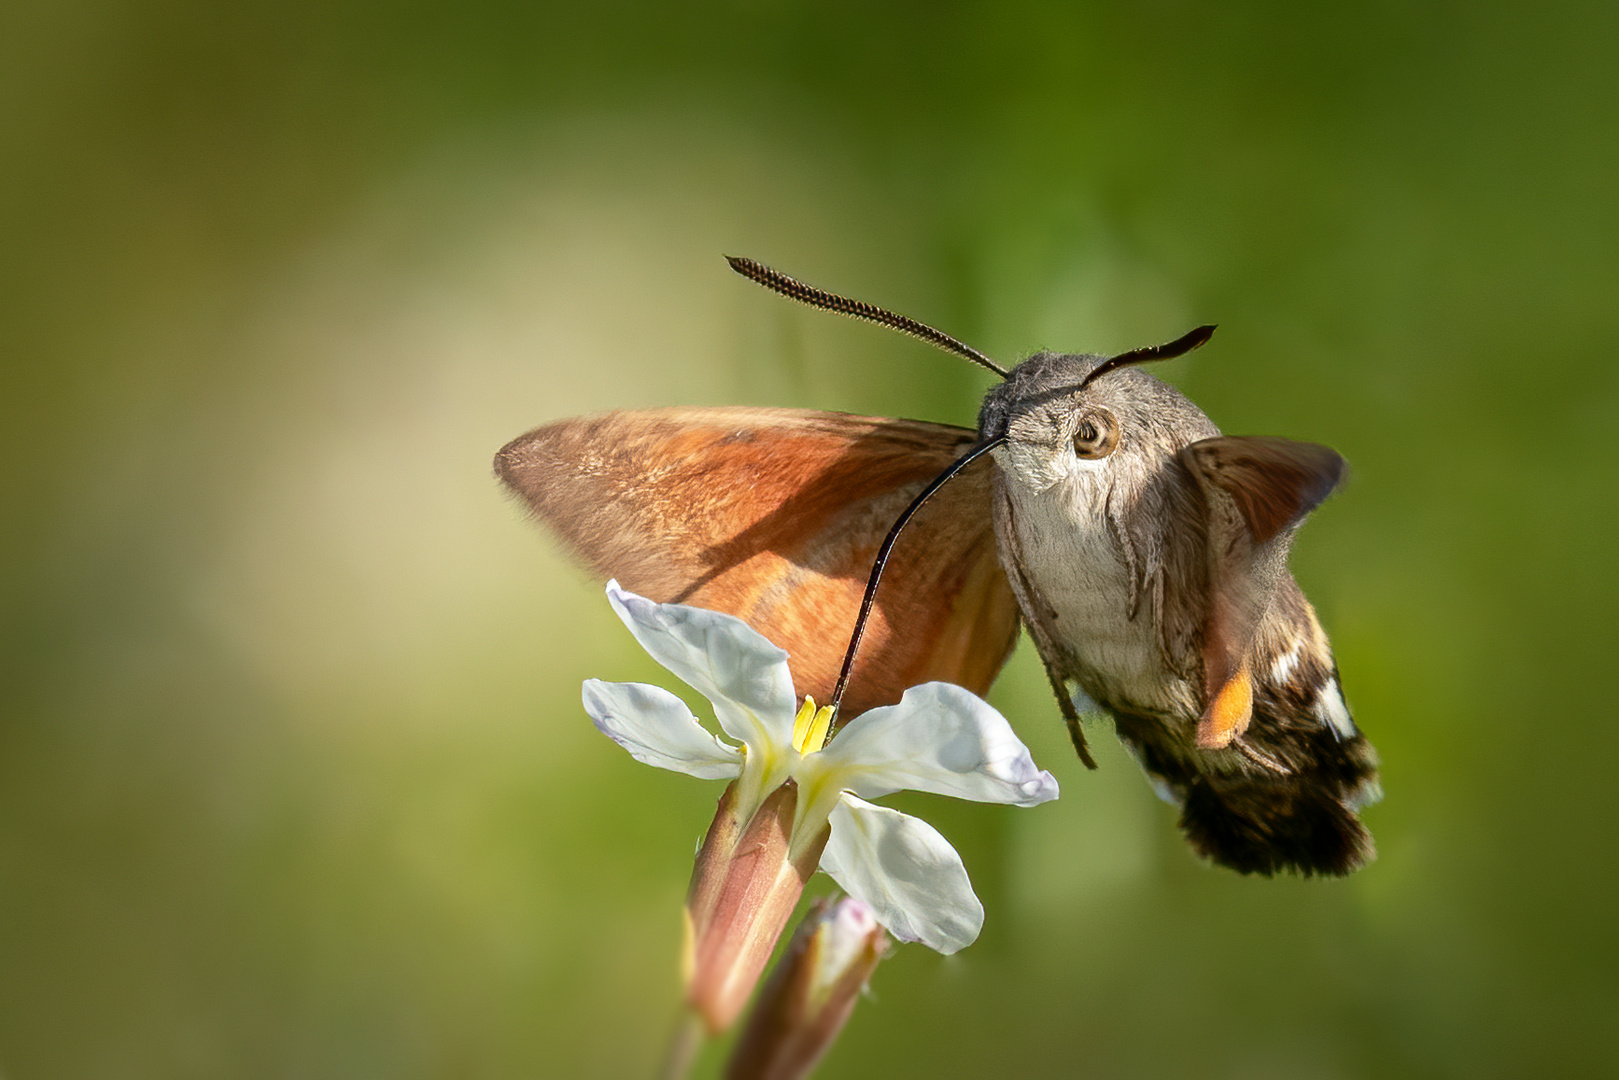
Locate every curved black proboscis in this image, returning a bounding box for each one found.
[827,436,1008,722]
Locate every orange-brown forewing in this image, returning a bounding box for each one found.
[496,407,1020,716]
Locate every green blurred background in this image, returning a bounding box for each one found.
[3,1,1616,1077]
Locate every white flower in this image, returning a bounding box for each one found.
[582,581,1059,954]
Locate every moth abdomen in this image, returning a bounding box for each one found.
[1116,694,1380,877]
[1178,761,1374,877]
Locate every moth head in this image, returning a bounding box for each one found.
[979,329,1219,495]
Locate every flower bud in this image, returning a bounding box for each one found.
[724,896,890,1080]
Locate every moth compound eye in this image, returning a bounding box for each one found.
[1072,409,1120,459]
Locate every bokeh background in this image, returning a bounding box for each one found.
[4,2,1617,1077]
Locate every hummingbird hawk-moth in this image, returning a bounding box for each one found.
[497,258,1380,877]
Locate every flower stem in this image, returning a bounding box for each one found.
[658,1008,705,1080]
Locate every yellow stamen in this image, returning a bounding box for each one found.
[791,698,818,753]
[791,699,837,755]
[803,705,835,755]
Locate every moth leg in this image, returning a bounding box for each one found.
[1046,666,1099,770]
[994,485,1099,770]
[1232,737,1289,776]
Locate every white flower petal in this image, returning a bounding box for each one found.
[819,795,984,955]
[582,679,742,779]
[811,682,1060,806]
[606,582,797,752]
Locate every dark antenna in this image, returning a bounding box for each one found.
[827,436,1007,722]
[727,256,1009,379]
[1078,324,1217,390]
